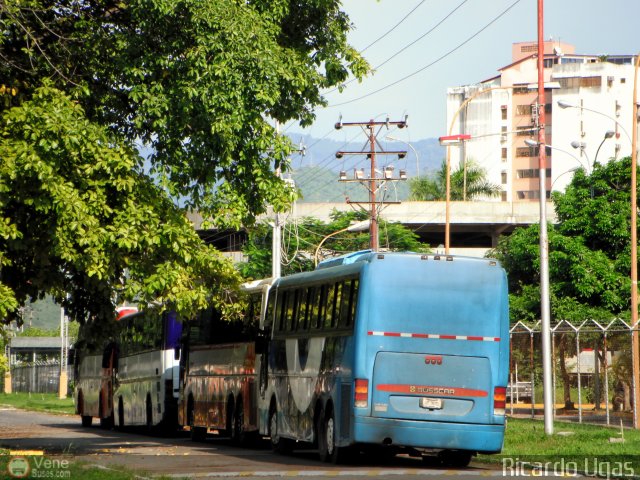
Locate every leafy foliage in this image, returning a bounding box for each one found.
[0,1,368,325]
[239,210,429,279]
[491,158,635,322]
[1,0,369,226]
[0,86,243,325]
[409,159,501,201]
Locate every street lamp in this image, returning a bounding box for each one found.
[557,100,632,144]
[386,136,420,175]
[314,220,370,266]
[594,130,616,164]
[525,139,590,176]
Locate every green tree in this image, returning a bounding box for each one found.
[239,210,429,279]
[0,1,369,324]
[409,160,501,201]
[490,158,636,409]
[1,0,368,226]
[0,86,243,326]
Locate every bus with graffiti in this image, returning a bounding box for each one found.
[179,278,271,443]
[74,307,137,428]
[113,309,182,431]
[257,251,509,466]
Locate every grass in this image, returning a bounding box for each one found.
[478,417,640,474]
[0,392,75,415]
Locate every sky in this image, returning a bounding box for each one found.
[287,0,640,143]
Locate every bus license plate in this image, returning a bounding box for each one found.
[420,397,443,410]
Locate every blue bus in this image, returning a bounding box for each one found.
[257,251,509,466]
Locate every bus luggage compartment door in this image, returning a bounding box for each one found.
[371,352,492,424]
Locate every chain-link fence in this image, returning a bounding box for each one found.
[10,361,74,394]
[509,319,637,427]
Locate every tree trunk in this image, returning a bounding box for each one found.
[558,334,574,410]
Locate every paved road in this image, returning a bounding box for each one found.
[0,407,543,479]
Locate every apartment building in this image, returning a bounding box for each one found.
[446,41,636,201]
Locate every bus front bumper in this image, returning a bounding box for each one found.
[353,416,505,453]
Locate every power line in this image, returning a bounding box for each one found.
[359,0,428,53]
[324,0,465,96]
[329,0,524,108]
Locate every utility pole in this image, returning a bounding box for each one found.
[335,116,408,251]
[271,127,304,280]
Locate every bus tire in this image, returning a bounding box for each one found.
[99,399,113,430]
[191,426,207,442]
[225,396,234,438]
[117,397,125,429]
[78,392,92,427]
[146,395,154,433]
[439,450,473,468]
[269,405,291,454]
[319,405,348,464]
[232,397,244,445]
[81,415,92,427]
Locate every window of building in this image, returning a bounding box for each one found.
[516,168,552,179]
[501,148,507,161]
[501,171,508,184]
[516,190,551,200]
[501,106,508,120]
[501,191,508,202]
[517,126,535,136]
[516,104,533,116]
[558,76,602,89]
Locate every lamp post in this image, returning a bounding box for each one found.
[314,221,370,266]
[594,130,616,164]
[557,100,632,144]
[386,136,420,175]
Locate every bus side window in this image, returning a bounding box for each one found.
[308,287,320,330]
[332,282,343,328]
[348,279,359,325]
[338,280,351,328]
[265,292,276,334]
[316,285,328,330]
[324,283,337,330]
[275,290,286,333]
[298,288,309,331]
[287,290,299,332]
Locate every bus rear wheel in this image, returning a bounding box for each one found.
[78,392,92,427]
[269,406,291,454]
[318,406,346,464]
[117,397,125,429]
[231,397,245,445]
[439,450,473,468]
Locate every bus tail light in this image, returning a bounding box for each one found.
[354,379,369,408]
[494,386,506,416]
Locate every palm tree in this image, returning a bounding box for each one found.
[409,159,501,201]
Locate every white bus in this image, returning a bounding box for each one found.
[114,310,183,431]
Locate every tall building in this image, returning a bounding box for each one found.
[446,41,636,202]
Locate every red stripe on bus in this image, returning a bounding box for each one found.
[367,331,500,342]
[376,384,488,397]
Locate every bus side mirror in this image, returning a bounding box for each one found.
[174,346,181,361]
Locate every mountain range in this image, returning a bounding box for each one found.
[286,134,445,203]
